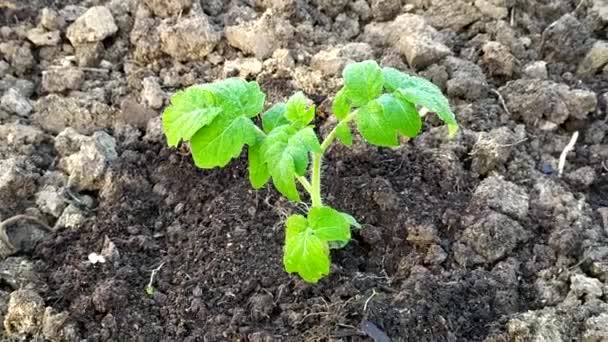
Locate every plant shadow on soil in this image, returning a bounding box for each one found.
[34,129,538,341]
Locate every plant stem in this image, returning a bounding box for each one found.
[310,112,357,208]
[296,176,313,194]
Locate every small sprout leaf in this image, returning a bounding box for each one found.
[248,143,270,189]
[261,126,321,201]
[285,92,315,125]
[343,61,384,107]
[162,86,220,147]
[383,67,457,136]
[308,206,351,243]
[335,120,353,146]
[332,88,351,120]
[262,103,289,133]
[284,227,330,283]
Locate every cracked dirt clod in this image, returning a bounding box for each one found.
[60,131,118,191]
[66,6,118,45]
[4,289,45,336]
[41,67,85,93]
[458,210,530,264]
[143,0,192,17]
[225,12,293,60]
[159,15,220,62]
[500,79,597,126]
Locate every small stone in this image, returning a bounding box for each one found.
[118,96,158,129]
[445,56,488,100]
[143,0,192,17]
[0,41,34,74]
[470,175,529,220]
[75,41,104,67]
[583,313,608,342]
[141,77,165,109]
[349,0,372,21]
[26,28,61,46]
[66,6,118,45]
[100,236,119,263]
[427,0,483,31]
[500,79,597,126]
[61,131,117,191]
[474,0,508,19]
[542,14,591,63]
[398,33,452,70]
[41,67,85,93]
[248,294,274,321]
[359,224,382,245]
[406,224,439,246]
[36,186,67,218]
[482,41,518,77]
[55,204,86,230]
[42,307,75,341]
[310,47,347,76]
[599,208,608,235]
[0,60,9,77]
[371,0,401,21]
[0,257,45,291]
[60,5,87,22]
[159,15,220,62]
[223,58,263,78]
[4,289,45,336]
[591,0,608,25]
[470,126,524,175]
[225,13,293,60]
[312,0,348,17]
[0,157,37,209]
[577,40,608,76]
[523,61,548,79]
[1,88,32,116]
[334,13,360,39]
[34,95,114,134]
[425,244,448,265]
[40,8,66,31]
[143,116,163,143]
[566,166,596,188]
[459,211,529,264]
[569,274,603,299]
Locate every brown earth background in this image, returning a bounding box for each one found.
[0,0,608,341]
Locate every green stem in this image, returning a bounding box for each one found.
[296,176,313,195]
[310,112,357,208]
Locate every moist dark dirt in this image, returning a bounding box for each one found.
[1,0,607,341]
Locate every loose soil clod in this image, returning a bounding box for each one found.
[0,0,606,340]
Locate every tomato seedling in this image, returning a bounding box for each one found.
[162,60,457,283]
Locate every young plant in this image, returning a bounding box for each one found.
[162,60,457,283]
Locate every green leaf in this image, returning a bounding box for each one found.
[383,67,458,136]
[340,212,361,229]
[262,103,289,133]
[308,206,351,242]
[355,100,398,147]
[343,61,384,107]
[248,143,270,189]
[355,93,423,146]
[332,88,351,120]
[284,228,330,283]
[261,126,321,201]
[335,120,353,146]
[285,92,315,125]
[286,214,308,240]
[202,78,265,117]
[377,94,422,138]
[190,115,258,168]
[162,86,221,147]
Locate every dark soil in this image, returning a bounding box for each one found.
[1,0,607,341]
